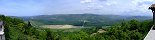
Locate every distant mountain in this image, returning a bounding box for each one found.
[13,14,152,26]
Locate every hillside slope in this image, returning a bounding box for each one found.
[15,14,152,26]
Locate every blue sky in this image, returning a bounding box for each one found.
[0,0,154,16]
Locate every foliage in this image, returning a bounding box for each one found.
[17,14,151,26]
[0,15,152,40]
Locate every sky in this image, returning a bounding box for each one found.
[0,0,155,16]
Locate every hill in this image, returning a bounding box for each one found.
[15,14,152,26]
[0,15,153,40]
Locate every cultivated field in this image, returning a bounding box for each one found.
[41,25,81,29]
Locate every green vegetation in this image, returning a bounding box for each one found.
[0,15,153,40]
[17,14,152,26]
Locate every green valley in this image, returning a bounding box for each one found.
[0,14,153,40]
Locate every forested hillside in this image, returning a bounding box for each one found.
[0,15,152,40]
[15,14,152,26]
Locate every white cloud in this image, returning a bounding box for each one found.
[80,0,103,9]
[105,1,117,6]
[80,0,153,16]
[132,0,154,5]
[130,0,154,13]
[80,0,93,4]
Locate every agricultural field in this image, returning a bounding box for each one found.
[41,25,80,29]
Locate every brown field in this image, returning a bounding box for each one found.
[41,25,81,29]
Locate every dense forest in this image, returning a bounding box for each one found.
[0,15,153,40]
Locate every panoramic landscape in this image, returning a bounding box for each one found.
[0,0,155,40]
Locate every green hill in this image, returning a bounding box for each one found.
[0,14,153,40]
[16,14,152,26]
